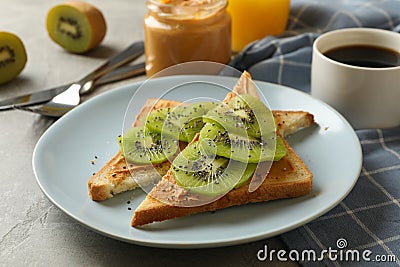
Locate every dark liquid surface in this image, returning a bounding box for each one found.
[324,45,400,68]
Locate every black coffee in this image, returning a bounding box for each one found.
[324,45,400,68]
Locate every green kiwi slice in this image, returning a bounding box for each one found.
[177,102,219,142]
[145,102,219,142]
[145,107,171,134]
[199,122,286,163]
[118,126,179,164]
[46,1,106,53]
[0,32,27,84]
[203,95,275,139]
[172,141,257,196]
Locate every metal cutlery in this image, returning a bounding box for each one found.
[0,62,145,111]
[0,41,145,111]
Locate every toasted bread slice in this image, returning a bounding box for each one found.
[88,73,314,201]
[131,71,313,226]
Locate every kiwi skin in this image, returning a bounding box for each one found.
[46,1,107,53]
[0,32,27,85]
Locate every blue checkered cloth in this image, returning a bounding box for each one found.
[229,0,400,266]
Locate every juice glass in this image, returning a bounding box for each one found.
[228,0,290,52]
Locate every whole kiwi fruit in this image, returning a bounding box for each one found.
[46,1,107,53]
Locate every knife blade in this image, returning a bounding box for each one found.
[0,62,145,111]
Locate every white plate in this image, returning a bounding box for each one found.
[33,75,362,248]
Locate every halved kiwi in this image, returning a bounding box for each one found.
[199,122,286,163]
[172,141,256,196]
[145,102,219,142]
[118,126,179,164]
[46,1,107,53]
[0,32,27,84]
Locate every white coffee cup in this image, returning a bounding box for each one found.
[311,28,400,129]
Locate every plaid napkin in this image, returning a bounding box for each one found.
[229,0,400,266]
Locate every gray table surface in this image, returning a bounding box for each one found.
[0,1,298,266]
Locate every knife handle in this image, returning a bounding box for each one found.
[77,41,144,95]
[95,62,146,86]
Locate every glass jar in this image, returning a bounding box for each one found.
[144,0,231,76]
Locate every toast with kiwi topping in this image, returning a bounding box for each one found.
[88,104,314,201]
[88,73,314,202]
[131,71,313,226]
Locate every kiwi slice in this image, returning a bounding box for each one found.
[172,141,257,196]
[145,107,170,133]
[203,95,275,139]
[118,126,179,164]
[46,1,107,53]
[199,122,286,163]
[0,32,27,84]
[177,102,219,142]
[145,102,218,142]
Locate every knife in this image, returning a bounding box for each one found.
[0,43,146,111]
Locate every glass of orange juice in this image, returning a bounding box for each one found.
[228,0,290,52]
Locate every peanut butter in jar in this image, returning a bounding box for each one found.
[144,0,231,76]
